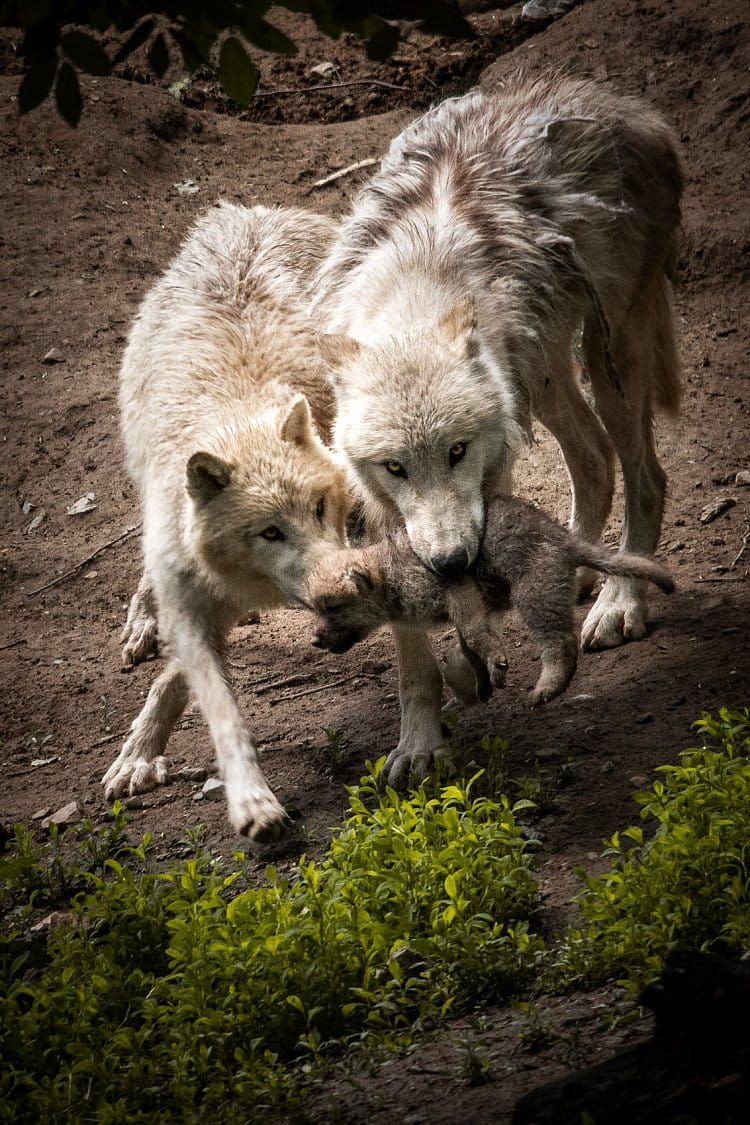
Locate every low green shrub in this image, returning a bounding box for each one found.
[0,763,542,1122]
[556,707,750,991]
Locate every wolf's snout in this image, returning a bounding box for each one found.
[430,548,469,580]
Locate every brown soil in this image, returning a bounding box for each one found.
[1,0,749,1120]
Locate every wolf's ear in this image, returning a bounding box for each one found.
[187,452,232,502]
[437,294,476,352]
[348,567,375,594]
[279,394,315,447]
[317,333,361,374]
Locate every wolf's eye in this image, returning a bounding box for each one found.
[384,460,407,479]
[448,442,467,467]
[260,526,285,542]
[316,496,325,520]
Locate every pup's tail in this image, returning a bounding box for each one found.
[575,543,675,593]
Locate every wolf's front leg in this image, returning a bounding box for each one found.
[120,571,159,666]
[103,661,188,798]
[170,615,287,842]
[384,625,446,785]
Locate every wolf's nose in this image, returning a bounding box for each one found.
[430,548,469,580]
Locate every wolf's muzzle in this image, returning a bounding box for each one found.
[429,547,469,580]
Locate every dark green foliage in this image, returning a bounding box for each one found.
[3,1,474,125]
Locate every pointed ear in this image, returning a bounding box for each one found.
[437,294,476,351]
[279,394,315,447]
[317,332,362,372]
[186,452,232,502]
[348,567,374,594]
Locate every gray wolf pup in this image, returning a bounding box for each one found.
[104,203,350,840]
[307,496,675,708]
[312,74,682,779]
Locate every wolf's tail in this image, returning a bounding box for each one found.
[575,543,675,593]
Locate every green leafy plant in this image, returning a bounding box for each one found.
[555,708,750,992]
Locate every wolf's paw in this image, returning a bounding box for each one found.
[490,654,509,689]
[228,786,288,843]
[444,650,482,707]
[582,581,648,650]
[383,740,454,787]
[102,749,169,800]
[120,612,158,666]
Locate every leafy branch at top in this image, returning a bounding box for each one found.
[3,1,474,126]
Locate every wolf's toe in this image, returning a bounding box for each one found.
[120,616,159,666]
[102,753,170,801]
[230,789,288,842]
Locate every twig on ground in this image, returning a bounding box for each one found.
[307,156,380,192]
[0,637,27,652]
[270,674,360,705]
[731,524,750,568]
[90,729,130,749]
[253,79,405,99]
[254,672,315,696]
[694,575,747,584]
[27,523,142,597]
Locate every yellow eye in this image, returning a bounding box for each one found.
[449,442,467,467]
[385,460,406,478]
[260,526,284,542]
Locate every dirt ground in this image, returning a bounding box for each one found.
[1,0,749,1119]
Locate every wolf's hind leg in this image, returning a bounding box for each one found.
[120,572,159,666]
[384,626,446,784]
[581,284,677,649]
[103,660,188,798]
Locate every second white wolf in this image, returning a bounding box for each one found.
[312,74,683,780]
[105,203,350,840]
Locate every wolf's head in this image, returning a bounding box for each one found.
[305,554,386,654]
[185,392,350,607]
[319,295,522,577]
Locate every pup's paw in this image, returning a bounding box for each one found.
[102,748,169,800]
[582,580,648,650]
[120,612,158,666]
[228,786,288,843]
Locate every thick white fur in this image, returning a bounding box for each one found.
[312,75,682,781]
[107,203,350,839]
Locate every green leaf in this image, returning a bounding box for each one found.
[54,60,82,126]
[444,873,458,899]
[18,55,57,114]
[148,31,170,78]
[219,35,258,106]
[61,30,110,76]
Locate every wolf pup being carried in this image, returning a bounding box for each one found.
[312,74,683,781]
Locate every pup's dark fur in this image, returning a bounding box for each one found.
[307,496,674,706]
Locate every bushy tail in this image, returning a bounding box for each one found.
[575,543,675,593]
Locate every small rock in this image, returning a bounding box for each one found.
[123,795,143,810]
[635,712,654,725]
[42,347,65,364]
[30,911,77,933]
[21,499,35,515]
[309,61,336,79]
[736,471,750,487]
[202,777,225,801]
[600,759,615,773]
[667,541,685,552]
[41,800,82,828]
[26,507,46,533]
[31,806,52,821]
[700,496,736,524]
[192,791,205,802]
[175,767,208,783]
[522,0,580,18]
[66,492,97,516]
[174,179,200,194]
[570,692,595,702]
[629,775,651,789]
[28,287,43,298]
[30,756,59,768]
[534,746,563,762]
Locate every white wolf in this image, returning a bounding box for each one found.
[312,74,682,781]
[104,203,350,840]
